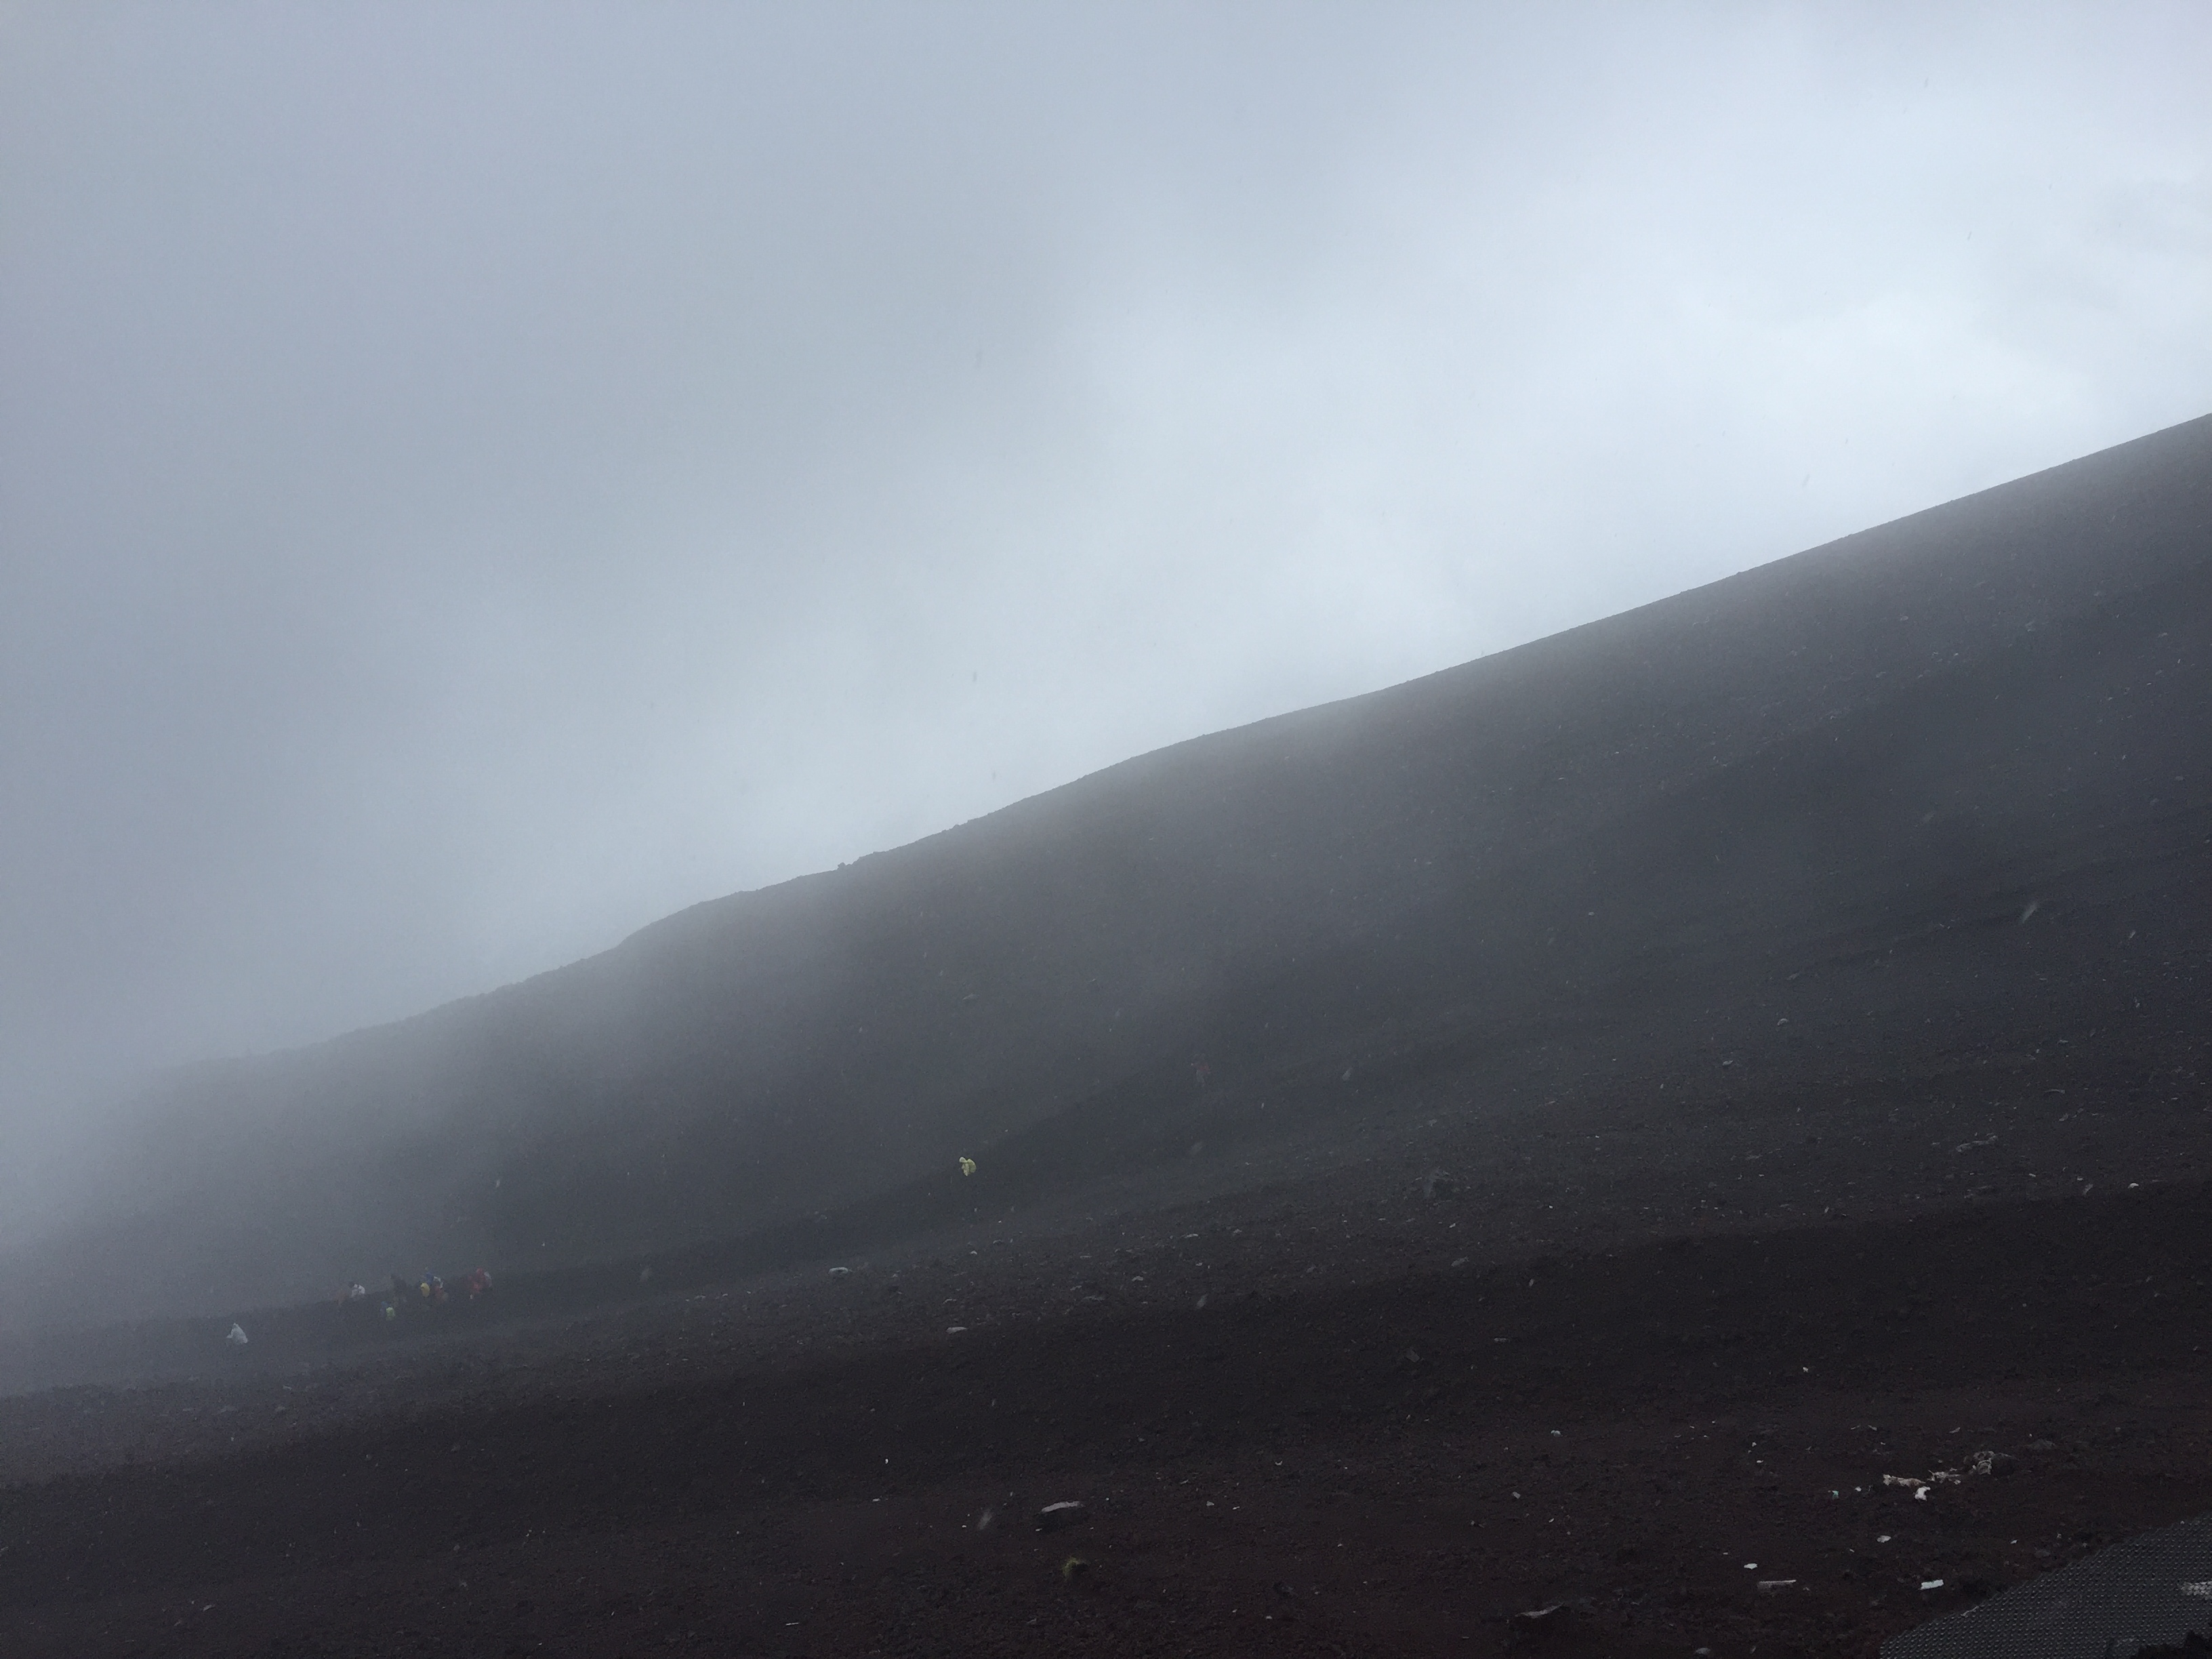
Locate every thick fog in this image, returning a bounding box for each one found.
[2,3,2207,1232]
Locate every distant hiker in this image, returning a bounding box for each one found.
[464,1267,492,1300]
[418,1272,446,1307]
[1193,1058,1212,1084]
[381,1301,397,1322]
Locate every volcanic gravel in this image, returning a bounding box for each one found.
[3,1132,2211,1657]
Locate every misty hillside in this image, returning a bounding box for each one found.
[16,413,2211,1328]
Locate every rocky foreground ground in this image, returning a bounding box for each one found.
[3,1082,2208,1658]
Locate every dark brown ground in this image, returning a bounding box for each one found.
[3,1083,2209,1659]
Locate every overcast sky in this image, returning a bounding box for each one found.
[3,3,2208,1146]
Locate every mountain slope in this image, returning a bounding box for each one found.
[16,413,2211,1327]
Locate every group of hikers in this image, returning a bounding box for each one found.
[335,1267,493,1323]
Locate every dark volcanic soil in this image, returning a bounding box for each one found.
[4,1133,2211,1658]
